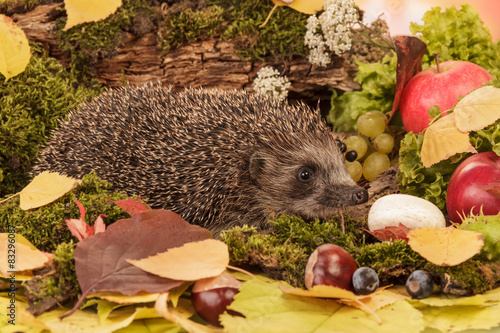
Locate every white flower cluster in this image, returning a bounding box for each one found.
[252,66,291,102]
[304,0,358,67]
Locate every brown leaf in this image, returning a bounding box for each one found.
[64,210,212,318]
[108,197,150,216]
[408,227,484,266]
[389,36,427,122]
[361,224,410,242]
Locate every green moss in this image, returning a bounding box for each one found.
[222,214,499,293]
[0,172,130,252]
[160,5,226,52]
[55,0,153,80]
[159,0,309,61]
[0,45,101,197]
[222,213,367,288]
[425,260,500,295]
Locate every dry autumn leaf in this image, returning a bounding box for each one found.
[420,113,477,168]
[63,0,123,30]
[408,227,484,266]
[0,14,31,80]
[19,171,81,210]
[0,234,49,276]
[128,239,229,281]
[454,86,500,132]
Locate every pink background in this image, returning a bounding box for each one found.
[356,0,500,40]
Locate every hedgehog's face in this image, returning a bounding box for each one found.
[248,134,368,220]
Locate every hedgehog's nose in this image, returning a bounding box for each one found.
[352,188,368,204]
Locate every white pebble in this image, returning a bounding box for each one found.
[367,194,446,231]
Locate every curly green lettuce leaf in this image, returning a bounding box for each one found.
[329,4,500,132]
[397,121,500,212]
[411,4,500,86]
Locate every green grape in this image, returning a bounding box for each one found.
[346,160,362,182]
[356,111,387,138]
[373,133,395,154]
[344,136,368,160]
[362,152,390,182]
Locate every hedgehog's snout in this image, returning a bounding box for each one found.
[351,188,368,205]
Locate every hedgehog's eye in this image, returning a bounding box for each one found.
[298,167,313,182]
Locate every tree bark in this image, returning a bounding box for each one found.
[12,3,360,101]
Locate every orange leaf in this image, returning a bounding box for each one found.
[454,86,500,132]
[19,171,81,210]
[420,113,477,168]
[271,0,324,14]
[108,197,149,216]
[128,239,229,281]
[408,227,484,266]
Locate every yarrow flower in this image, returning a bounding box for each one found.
[252,66,291,102]
[304,0,359,67]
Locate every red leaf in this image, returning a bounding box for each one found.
[65,200,107,241]
[361,224,411,242]
[388,36,427,122]
[109,196,150,216]
[63,210,212,318]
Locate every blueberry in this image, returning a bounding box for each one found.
[352,267,379,295]
[345,150,358,162]
[406,270,434,299]
[337,141,347,153]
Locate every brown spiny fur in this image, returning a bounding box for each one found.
[35,84,368,235]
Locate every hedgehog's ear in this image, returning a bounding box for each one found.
[249,151,265,180]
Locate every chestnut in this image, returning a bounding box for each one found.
[305,244,358,291]
[191,272,242,326]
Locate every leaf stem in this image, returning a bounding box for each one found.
[434,52,441,73]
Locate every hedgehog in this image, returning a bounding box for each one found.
[35,84,368,235]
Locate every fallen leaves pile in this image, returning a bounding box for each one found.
[0,172,499,332]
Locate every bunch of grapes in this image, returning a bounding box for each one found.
[336,111,395,182]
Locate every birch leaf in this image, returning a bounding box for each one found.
[128,239,229,281]
[19,171,81,210]
[0,14,31,80]
[420,113,477,168]
[408,227,484,266]
[64,0,123,30]
[454,86,500,132]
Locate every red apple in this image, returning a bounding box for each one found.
[446,151,500,223]
[400,60,492,133]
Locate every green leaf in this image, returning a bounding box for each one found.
[220,279,424,333]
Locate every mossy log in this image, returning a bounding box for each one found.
[12,2,359,101]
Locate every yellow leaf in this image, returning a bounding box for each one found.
[128,239,229,281]
[64,0,123,31]
[0,14,31,80]
[454,86,500,132]
[0,234,49,276]
[408,227,484,266]
[19,171,81,210]
[420,113,477,168]
[271,0,324,14]
[89,291,161,304]
[279,284,357,300]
